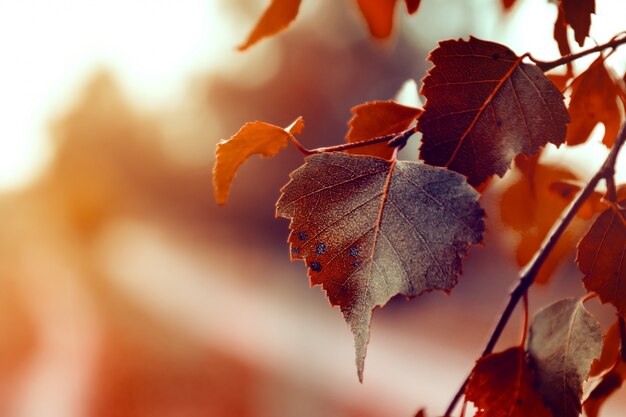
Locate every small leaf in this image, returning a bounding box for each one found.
[276,152,484,381]
[566,57,622,147]
[466,347,553,417]
[584,362,626,417]
[501,0,517,11]
[355,0,397,38]
[527,298,603,417]
[553,6,573,56]
[238,0,302,51]
[346,100,422,159]
[213,117,304,205]
[578,199,626,317]
[419,37,569,186]
[405,0,421,14]
[560,0,595,47]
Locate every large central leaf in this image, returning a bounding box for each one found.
[276,152,484,380]
[419,36,569,186]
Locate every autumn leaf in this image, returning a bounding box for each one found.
[346,101,422,159]
[559,0,595,47]
[584,365,626,417]
[238,0,302,51]
[276,152,484,381]
[419,37,569,186]
[405,0,421,14]
[465,347,553,417]
[527,298,603,417]
[213,117,304,205]
[500,163,602,284]
[577,199,626,317]
[553,6,573,57]
[566,57,622,147]
[355,0,397,38]
[501,0,517,11]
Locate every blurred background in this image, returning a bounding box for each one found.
[0,0,625,416]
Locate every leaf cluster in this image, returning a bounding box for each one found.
[214,1,626,416]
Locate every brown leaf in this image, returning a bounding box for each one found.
[346,101,422,159]
[466,347,553,417]
[355,0,397,38]
[590,322,621,377]
[213,117,304,205]
[578,199,626,317]
[553,6,573,57]
[561,0,595,47]
[405,0,421,14]
[527,298,603,417]
[276,152,484,381]
[566,57,622,147]
[238,0,302,51]
[500,163,602,283]
[419,37,569,186]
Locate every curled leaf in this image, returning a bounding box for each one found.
[238,0,302,51]
[577,199,626,317]
[419,37,569,186]
[276,152,484,381]
[346,100,422,159]
[213,117,304,205]
[466,347,553,417]
[527,298,603,417]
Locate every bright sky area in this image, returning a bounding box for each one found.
[0,0,624,191]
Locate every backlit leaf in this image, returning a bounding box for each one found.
[355,0,397,38]
[501,0,517,11]
[500,163,602,284]
[578,199,626,317]
[566,57,622,147]
[346,101,422,159]
[419,37,569,186]
[466,347,553,417]
[527,298,603,417]
[276,152,484,381]
[553,6,573,56]
[238,0,302,51]
[213,117,304,205]
[405,0,421,14]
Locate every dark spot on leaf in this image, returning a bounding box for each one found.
[492,53,499,60]
[349,247,359,258]
[316,243,328,255]
[352,261,360,268]
[310,261,322,272]
[298,231,308,241]
[292,247,300,255]
[496,119,502,127]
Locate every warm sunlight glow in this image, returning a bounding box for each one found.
[0,0,232,191]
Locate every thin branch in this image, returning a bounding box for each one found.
[288,126,418,156]
[444,122,626,417]
[530,35,626,72]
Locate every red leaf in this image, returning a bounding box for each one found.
[578,200,626,318]
[466,347,553,417]
[213,117,304,205]
[501,0,517,11]
[355,0,397,38]
[553,6,573,56]
[419,37,569,186]
[561,0,595,47]
[405,0,421,14]
[346,101,422,159]
[276,152,484,381]
[238,0,302,51]
[566,57,622,147]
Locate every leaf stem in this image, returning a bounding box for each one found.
[530,34,626,72]
[443,122,626,417]
[288,126,418,156]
